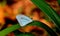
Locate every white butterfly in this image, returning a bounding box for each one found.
[16,14,33,26]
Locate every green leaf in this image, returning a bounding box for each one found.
[0,21,58,36]
[0,24,21,36]
[31,0,60,31]
[28,21,58,36]
[57,0,60,5]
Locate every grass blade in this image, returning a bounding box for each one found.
[0,24,21,36]
[0,21,58,36]
[28,21,58,36]
[57,0,60,5]
[31,0,60,31]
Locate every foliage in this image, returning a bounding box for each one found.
[0,0,60,36]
